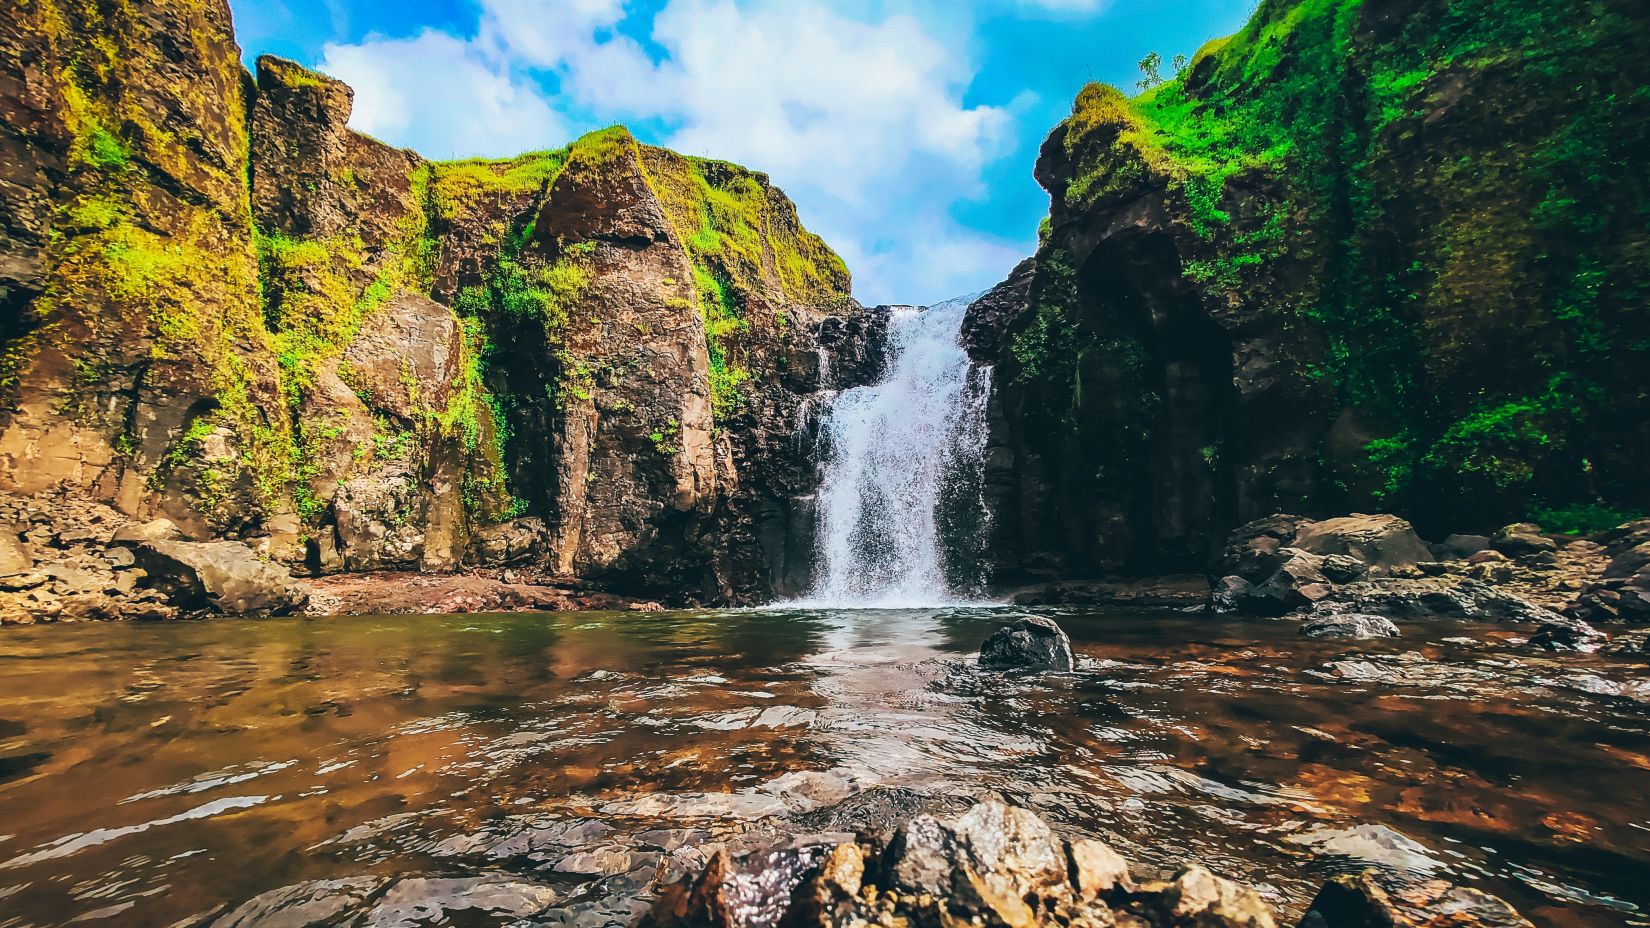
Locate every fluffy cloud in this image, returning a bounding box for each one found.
[316,0,1031,304]
[474,0,628,68]
[319,30,566,158]
[589,1,1011,195]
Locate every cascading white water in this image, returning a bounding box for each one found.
[795,295,994,608]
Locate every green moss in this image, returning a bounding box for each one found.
[1043,0,1650,525]
[1008,250,1079,386]
[82,121,129,170]
[426,148,571,223]
[260,56,336,92]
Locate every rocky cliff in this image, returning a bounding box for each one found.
[0,0,878,607]
[968,0,1650,581]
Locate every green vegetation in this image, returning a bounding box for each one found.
[635,134,852,420]
[12,1,852,540]
[1027,0,1650,529]
[82,121,129,170]
[1533,503,1645,537]
[245,151,532,528]
[426,148,571,223]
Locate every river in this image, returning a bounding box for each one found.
[1,607,1646,927]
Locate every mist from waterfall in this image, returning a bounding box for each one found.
[794,296,995,608]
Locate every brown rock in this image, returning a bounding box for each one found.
[1067,837,1133,899]
[129,539,308,614]
[339,293,463,424]
[1134,866,1274,928]
[1292,514,1434,573]
[1297,871,1533,928]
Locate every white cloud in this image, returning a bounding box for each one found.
[319,30,567,158]
[580,0,1011,201]
[475,0,628,68]
[830,221,1029,309]
[316,0,1033,304]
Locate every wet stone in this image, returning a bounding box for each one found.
[1299,613,1400,640]
[360,874,559,927]
[979,615,1075,672]
[1298,870,1535,928]
[1528,619,1609,653]
[207,877,387,928]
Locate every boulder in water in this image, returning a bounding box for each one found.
[979,615,1074,672]
[1298,870,1534,928]
[1300,613,1400,640]
[1529,619,1609,653]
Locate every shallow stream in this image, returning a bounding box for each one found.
[1,608,1647,927]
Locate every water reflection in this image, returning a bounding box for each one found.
[0,608,1645,927]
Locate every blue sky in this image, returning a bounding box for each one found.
[229,0,1254,305]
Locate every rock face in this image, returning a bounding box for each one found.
[0,6,880,608]
[978,615,1076,672]
[0,0,281,531]
[1291,515,1433,573]
[964,0,1650,583]
[1568,520,1650,624]
[1208,513,1574,625]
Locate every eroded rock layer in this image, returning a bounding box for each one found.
[0,0,880,607]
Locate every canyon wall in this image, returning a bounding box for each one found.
[967,0,1650,582]
[0,0,880,603]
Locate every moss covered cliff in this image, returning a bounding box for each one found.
[0,0,860,601]
[972,0,1650,578]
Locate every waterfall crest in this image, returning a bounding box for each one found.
[794,296,994,608]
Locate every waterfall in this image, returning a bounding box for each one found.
[795,296,994,608]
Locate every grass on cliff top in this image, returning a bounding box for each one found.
[640,144,851,309]
[426,148,572,223]
[1106,0,1631,213]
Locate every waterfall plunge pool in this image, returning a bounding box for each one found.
[0,607,1646,927]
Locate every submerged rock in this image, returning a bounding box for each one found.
[1300,613,1401,640]
[1298,870,1534,928]
[207,877,387,928]
[1528,619,1609,653]
[979,615,1075,672]
[359,874,559,927]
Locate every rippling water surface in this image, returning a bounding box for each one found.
[1,608,1647,927]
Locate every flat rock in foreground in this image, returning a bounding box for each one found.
[640,800,1532,928]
